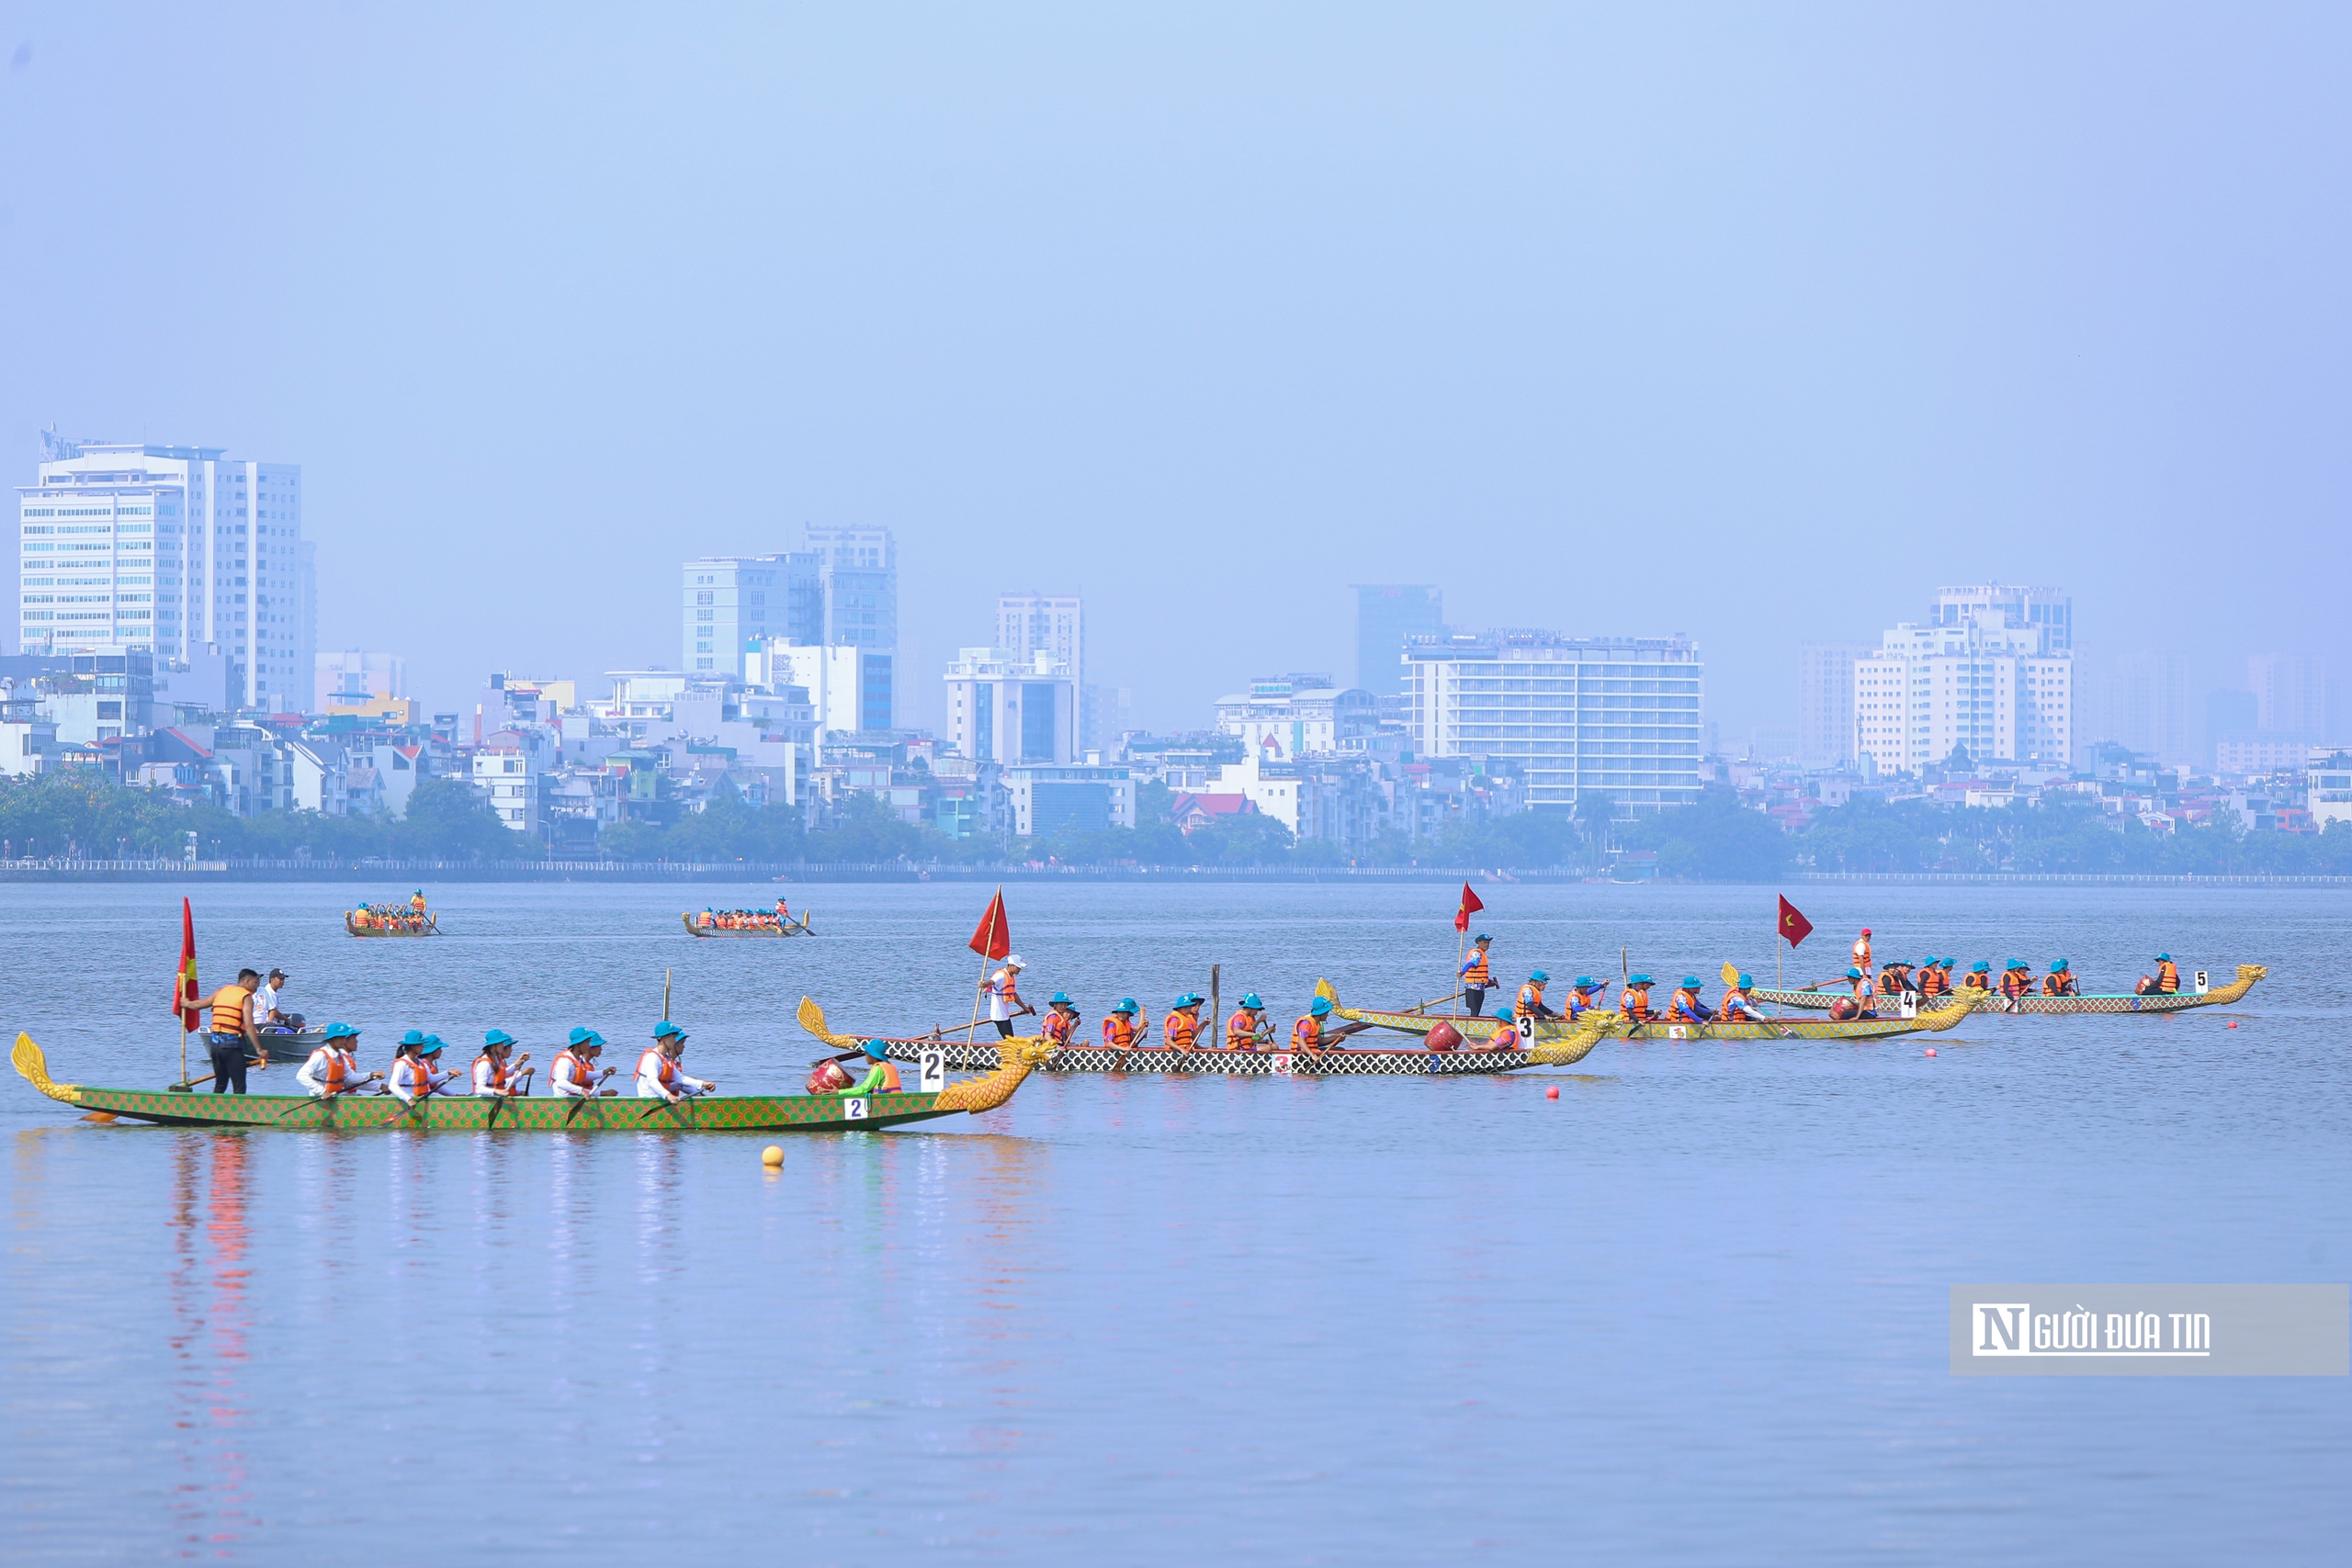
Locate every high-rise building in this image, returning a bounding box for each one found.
[1353,585,1444,695]
[1798,643,1864,766]
[996,593,1082,693]
[2250,652,2328,737]
[1854,585,2073,773]
[681,553,822,676]
[19,434,312,711]
[1402,630,1703,815]
[2080,650,2195,764]
[943,647,1074,765]
[804,524,898,658]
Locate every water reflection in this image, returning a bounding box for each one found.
[168,1132,257,1555]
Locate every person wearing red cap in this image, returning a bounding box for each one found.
[1851,927,1873,978]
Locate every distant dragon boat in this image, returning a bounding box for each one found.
[1749,964,2265,1017]
[682,911,815,939]
[1319,979,1969,1042]
[798,998,1610,1077]
[13,1032,1048,1132]
[345,912,439,938]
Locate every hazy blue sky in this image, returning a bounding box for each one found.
[4,4,2346,736]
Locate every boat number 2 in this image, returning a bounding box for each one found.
[844,1098,868,1121]
[1268,1054,1295,1077]
[919,1049,945,1093]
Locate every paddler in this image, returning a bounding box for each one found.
[1999,959,2035,999]
[2135,953,2181,997]
[831,1039,903,1097]
[2043,960,2080,998]
[1459,934,1496,1017]
[296,1021,379,1098]
[1292,995,1335,1055]
[1828,968,1876,1021]
[1618,973,1657,1022]
[1226,993,1272,1051]
[1918,958,1949,998]
[637,1020,715,1101]
[1161,993,1204,1051]
[1720,975,1765,1021]
[1040,992,1080,1049]
[551,1027,616,1099]
[1102,997,1148,1052]
[1565,976,1608,1021]
[471,1029,532,1098]
[1876,959,1917,997]
[982,954,1033,1040]
[1514,970,1557,1033]
[387,1031,440,1107]
[1669,976,1714,1024]
[1962,961,1993,991]
[202,967,267,1094]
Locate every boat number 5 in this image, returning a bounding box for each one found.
[844,1098,868,1121]
[919,1048,945,1093]
[1268,1054,1295,1077]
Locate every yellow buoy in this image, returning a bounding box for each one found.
[761,1145,784,1167]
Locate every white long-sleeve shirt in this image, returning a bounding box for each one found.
[635,1048,711,1100]
[387,1056,434,1104]
[550,1050,600,1098]
[297,1046,365,1098]
[471,1055,521,1096]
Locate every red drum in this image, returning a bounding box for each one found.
[806,1059,854,1094]
[1425,1021,1464,1053]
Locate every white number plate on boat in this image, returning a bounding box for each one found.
[919,1049,945,1092]
[843,1098,867,1120]
[1666,1025,1689,1040]
[1267,1054,1295,1077]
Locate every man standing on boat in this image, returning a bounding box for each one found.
[203,968,267,1094]
[551,1028,616,1099]
[296,1022,378,1098]
[1161,993,1204,1051]
[983,954,1033,1040]
[1460,935,1496,1017]
[1851,927,1873,979]
[637,1021,715,1102]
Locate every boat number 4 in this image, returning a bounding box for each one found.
[843,1098,867,1121]
[1268,1054,1295,1077]
[918,1049,945,1093]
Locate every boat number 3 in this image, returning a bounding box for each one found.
[844,1098,868,1121]
[919,1049,945,1093]
[1666,1025,1689,1040]
[1268,1054,1295,1077]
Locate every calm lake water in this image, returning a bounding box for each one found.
[2,880,2346,1565]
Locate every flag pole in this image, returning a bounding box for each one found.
[965,952,987,1046]
[1453,929,1465,1020]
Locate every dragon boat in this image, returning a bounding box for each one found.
[1317,979,1967,1042]
[682,911,815,938]
[11,1032,1050,1133]
[1749,964,2266,1018]
[345,913,439,938]
[797,998,1610,1077]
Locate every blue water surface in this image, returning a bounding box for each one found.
[2,880,2345,1565]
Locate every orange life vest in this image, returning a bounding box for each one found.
[1163,1011,1199,1050]
[1962,971,1990,989]
[209,984,249,1035]
[553,1049,591,1093]
[1461,950,1494,987]
[1292,1016,1323,1050]
[2000,969,2031,998]
[1515,980,1545,1021]
[1042,1010,1076,1046]
[1670,987,1702,1018]
[2154,960,2178,994]
[866,1059,902,1092]
[1102,1015,1143,1050]
[639,1048,678,1090]
[1620,984,1653,1021]
[308,1046,347,1093]
[473,1053,510,1092]
[391,1055,435,1099]
[1852,935,1871,974]
[1721,990,1757,1019]
[1227,1010,1261,1049]
[1920,967,1948,997]
[2042,974,2075,997]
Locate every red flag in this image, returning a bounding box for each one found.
[1777,896,1814,948]
[1453,881,1485,933]
[968,887,1012,961]
[173,897,204,1030]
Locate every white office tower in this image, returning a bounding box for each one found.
[18,434,311,712]
[1402,631,1704,816]
[943,647,1075,765]
[1798,642,1865,766]
[681,553,823,676]
[997,593,1083,692]
[1854,584,2073,773]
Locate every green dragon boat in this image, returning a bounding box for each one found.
[1314,980,1969,1042]
[1748,964,2265,1018]
[11,1031,1051,1133]
[797,997,1611,1077]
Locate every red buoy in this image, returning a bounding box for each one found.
[2227,1021,2239,1030]
[1544,1084,1559,1100]
[1923,1047,1937,1057]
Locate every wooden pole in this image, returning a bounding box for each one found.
[964,953,988,1045]
[662,969,672,1022]
[1453,929,1465,1020]
[1209,964,1221,1052]
[179,1025,187,1093]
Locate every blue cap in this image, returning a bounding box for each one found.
[419,1034,447,1054]
[483,1029,516,1048]
[652,1020,685,1041]
[1574,976,1600,989]
[1308,997,1332,1017]
[1680,976,1702,987]
[1474,933,1491,942]
[1736,973,1753,987]
[860,1040,888,1062]
[399,1029,427,1047]
[323,1021,359,1041]
[1239,993,1263,1009]
[567,1025,595,1046]
[1113,998,1137,1014]
[1529,969,1549,983]
[1050,991,1073,1006]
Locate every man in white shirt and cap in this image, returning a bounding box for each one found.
[983,954,1032,1040]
